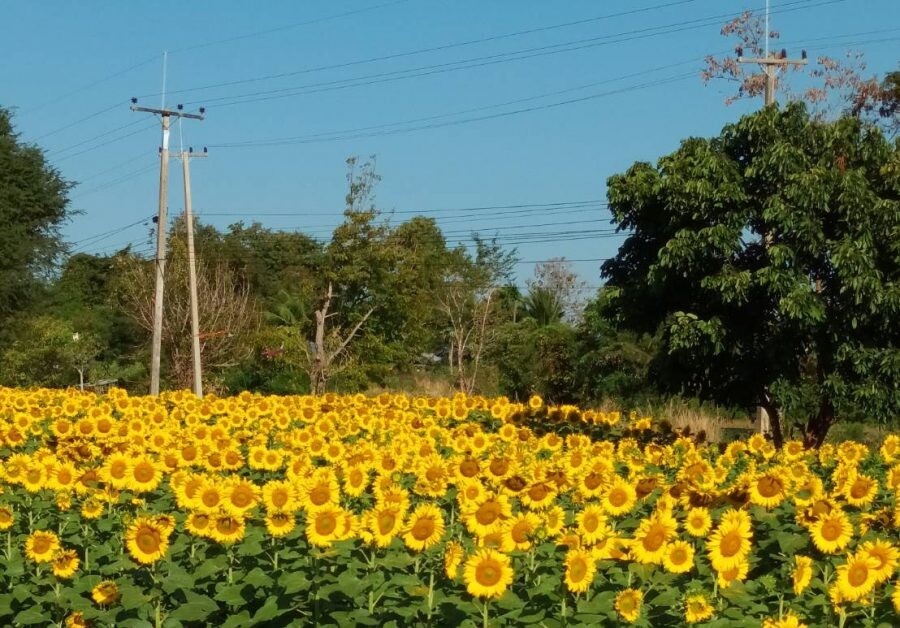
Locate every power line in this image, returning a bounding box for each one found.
[48,119,148,157]
[168,0,412,54]
[212,72,696,147]
[200,199,608,217]
[68,216,154,252]
[69,164,158,199]
[178,0,840,109]
[147,0,701,98]
[52,122,157,163]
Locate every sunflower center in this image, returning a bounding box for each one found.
[377,511,396,534]
[231,487,253,507]
[757,476,782,498]
[111,461,127,479]
[133,464,154,483]
[583,514,600,533]
[202,490,220,507]
[411,518,435,541]
[490,459,509,476]
[426,467,442,482]
[643,529,665,552]
[475,502,500,525]
[569,558,587,581]
[821,519,842,541]
[33,537,51,554]
[609,488,628,507]
[309,486,331,506]
[316,513,337,535]
[720,532,743,557]
[475,561,501,586]
[271,489,288,508]
[528,484,549,501]
[584,473,603,490]
[850,480,869,499]
[136,529,160,553]
[848,563,869,587]
[511,521,531,543]
[670,547,687,564]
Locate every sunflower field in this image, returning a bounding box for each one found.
[0,387,898,627]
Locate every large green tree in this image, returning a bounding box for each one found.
[601,103,899,446]
[0,108,72,328]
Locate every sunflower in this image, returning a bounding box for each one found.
[403,504,445,551]
[91,580,120,606]
[684,593,714,624]
[716,559,749,589]
[125,516,170,564]
[662,540,695,574]
[893,583,900,613]
[444,541,464,579]
[792,555,813,595]
[504,511,540,551]
[25,530,61,563]
[210,513,246,545]
[184,513,212,538]
[262,479,298,514]
[575,504,609,545]
[80,497,104,519]
[65,611,89,628]
[306,506,346,548]
[749,471,788,509]
[464,494,511,537]
[265,512,296,538]
[224,478,259,515]
[614,588,642,623]
[858,539,898,583]
[0,506,13,531]
[564,547,596,594]
[542,504,566,538]
[463,549,514,599]
[100,452,132,490]
[631,512,677,565]
[835,551,878,602]
[602,477,637,516]
[684,507,712,537]
[843,472,878,508]
[126,455,162,493]
[51,549,80,578]
[762,611,808,628]
[363,505,404,548]
[707,520,752,573]
[809,510,853,554]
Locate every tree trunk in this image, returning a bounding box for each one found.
[804,397,835,449]
[761,402,784,448]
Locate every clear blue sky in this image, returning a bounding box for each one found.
[3,0,898,288]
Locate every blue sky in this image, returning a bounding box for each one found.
[3,0,898,288]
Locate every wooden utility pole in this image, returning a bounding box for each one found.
[179,146,207,397]
[737,48,807,107]
[130,100,204,395]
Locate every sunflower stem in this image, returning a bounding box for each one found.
[482,599,490,628]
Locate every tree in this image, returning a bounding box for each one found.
[526,258,589,323]
[116,238,259,391]
[701,10,898,132]
[601,104,900,447]
[0,316,99,388]
[307,283,374,394]
[439,237,517,394]
[0,108,72,328]
[521,286,564,327]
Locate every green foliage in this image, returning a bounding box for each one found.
[0,315,98,388]
[0,108,72,326]
[602,103,900,445]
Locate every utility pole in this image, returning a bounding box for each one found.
[737,47,807,107]
[130,99,205,395]
[178,146,208,398]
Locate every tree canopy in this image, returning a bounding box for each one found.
[601,103,900,445]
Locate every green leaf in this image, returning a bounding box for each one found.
[166,593,218,622]
[220,611,252,628]
[278,571,310,595]
[14,606,50,626]
[242,566,274,589]
[251,597,286,624]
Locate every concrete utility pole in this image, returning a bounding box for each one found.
[178,146,208,398]
[737,47,807,107]
[130,100,204,395]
